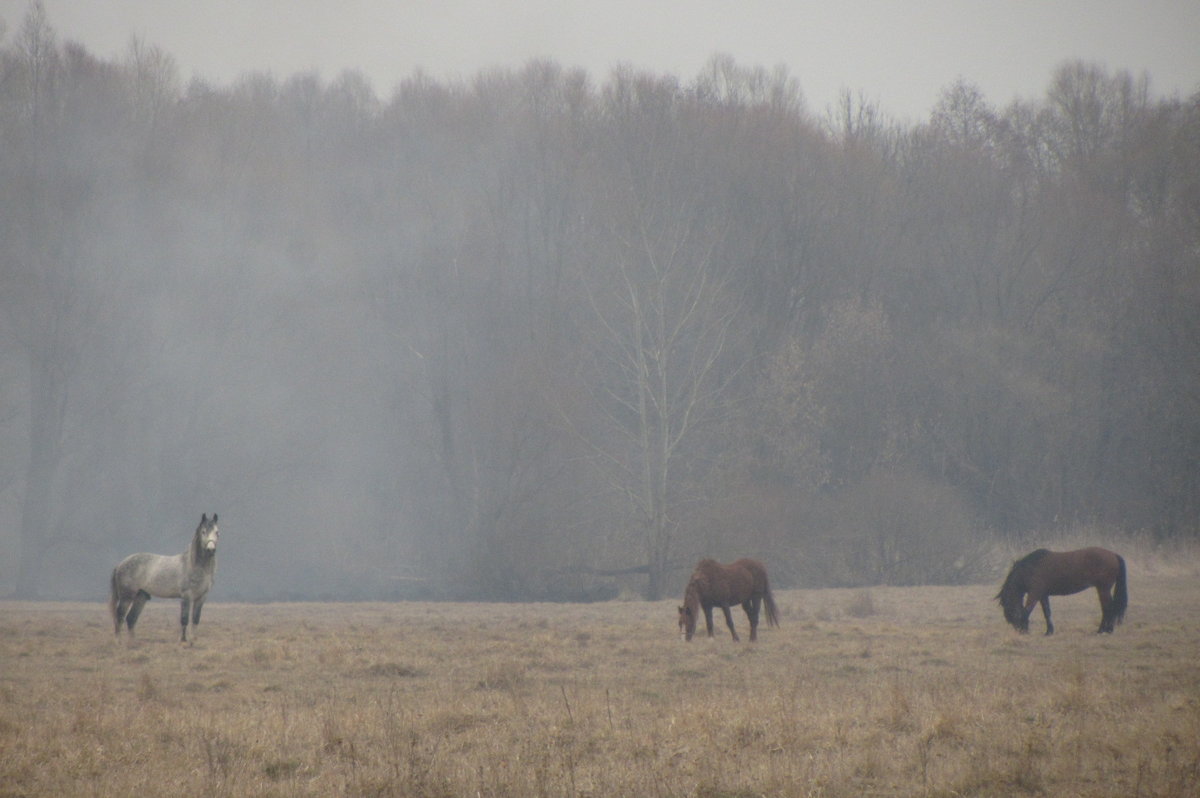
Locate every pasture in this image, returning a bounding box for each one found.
[2,572,1198,797]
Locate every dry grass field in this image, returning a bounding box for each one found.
[2,569,1198,797]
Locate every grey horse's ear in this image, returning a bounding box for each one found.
[212,513,218,523]
[201,513,208,524]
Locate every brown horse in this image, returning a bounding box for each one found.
[678,558,779,642]
[996,547,1127,635]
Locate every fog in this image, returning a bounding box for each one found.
[1,3,1198,601]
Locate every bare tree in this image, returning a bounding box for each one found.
[567,73,747,597]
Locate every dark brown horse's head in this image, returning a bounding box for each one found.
[996,550,1048,632]
[996,580,1029,632]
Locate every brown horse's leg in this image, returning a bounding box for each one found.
[744,598,760,642]
[702,605,716,638]
[720,605,740,642]
[1096,584,1114,633]
[1039,597,1054,635]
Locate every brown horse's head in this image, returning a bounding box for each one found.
[678,603,697,641]
[679,574,706,640]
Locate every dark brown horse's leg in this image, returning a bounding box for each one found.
[720,605,739,642]
[1039,597,1054,635]
[702,605,716,638]
[1096,584,1114,633]
[1018,594,1038,634]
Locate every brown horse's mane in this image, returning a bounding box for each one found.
[685,558,745,607]
[682,570,710,615]
[685,559,720,597]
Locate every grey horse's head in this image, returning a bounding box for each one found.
[197,513,219,553]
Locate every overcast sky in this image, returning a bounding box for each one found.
[2,1,1198,121]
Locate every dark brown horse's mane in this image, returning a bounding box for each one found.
[995,549,1051,626]
[996,548,1051,600]
[1015,548,1052,569]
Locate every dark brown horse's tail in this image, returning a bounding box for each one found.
[1111,555,1128,625]
[762,581,780,628]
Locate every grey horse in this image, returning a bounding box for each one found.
[110,513,219,644]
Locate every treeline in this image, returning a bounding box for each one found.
[2,4,1197,599]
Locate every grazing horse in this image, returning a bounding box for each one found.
[996,547,1127,635]
[678,558,779,642]
[110,514,219,644]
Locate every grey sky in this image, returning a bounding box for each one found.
[2,1,1198,120]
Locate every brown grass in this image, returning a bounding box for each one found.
[2,572,1198,797]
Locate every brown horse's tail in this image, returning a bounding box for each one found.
[762,580,780,628]
[1111,555,1128,625]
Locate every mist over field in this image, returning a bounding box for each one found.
[2,2,1198,601]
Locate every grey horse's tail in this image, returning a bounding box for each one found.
[109,568,120,634]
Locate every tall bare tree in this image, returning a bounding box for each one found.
[565,71,747,597]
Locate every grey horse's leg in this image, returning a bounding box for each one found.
[125,591,150,635]
[114,595,131,635]
[180,596,191,643]
[191,597,205,629]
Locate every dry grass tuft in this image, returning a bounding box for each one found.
[2,575,1199,796]
[844,589,877,618]
[363,662,422,678]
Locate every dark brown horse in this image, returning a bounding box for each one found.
[996,547,1127,635]
[678,558,779,642]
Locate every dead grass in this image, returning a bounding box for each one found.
[2,575,1198,797]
